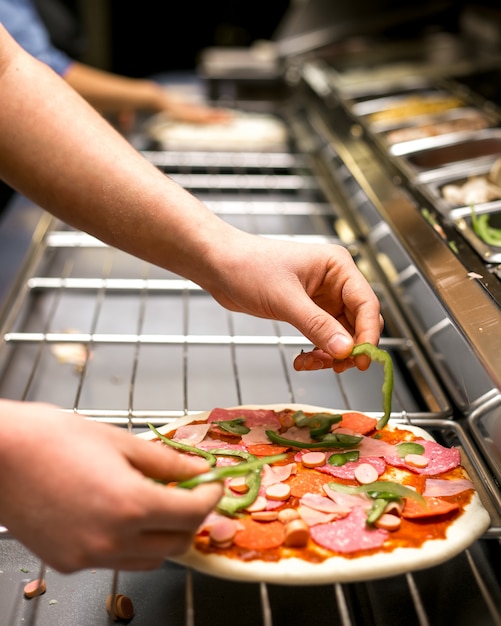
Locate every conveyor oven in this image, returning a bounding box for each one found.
[2,2,501,624]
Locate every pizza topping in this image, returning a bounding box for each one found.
[227,476,249,493]
[300,493,351,516]
[266,428,363,449]
[404,453,429,468]
[298,504,339,526]
[208,407,281,429]
[283,519,310,547]
[327,450,360,466]
[354,462,380,484]
[265,482,291,501]
[150,406,484,567]
[385,440,461,475]
[288,471,334,498]
[172,423,211,446]
[423,477,474,496]
[301,451,327,468]
[215,418,250,436]
[317,456,386,481]
[245,495,267,513]
[209,517,240,548]
[402,496,460,519]
[396,442,425,457]
[245,443,289,456]
[234,518,286,551]
[374,513,402,531]
[337,412,378,435]
[310,507,388,553]
[350,343,394,429]
[261,462,296,486]
[329,480,425,504]
[278,508,300,523]
[324,484,372,510]
[148,423,217,466]
[251,510,280,522]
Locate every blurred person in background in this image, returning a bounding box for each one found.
[0,0,230,126]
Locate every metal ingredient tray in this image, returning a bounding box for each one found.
[389,128,501,182]
[451,201,501,264]
[350,89,466,125]
[417,157,501,216]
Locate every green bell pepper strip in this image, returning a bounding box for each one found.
[216,470,261,516]
[177,452,286,516]
[292,411,342,439]
[366,498,389,525]
[214,417,250,435]
[328,480,424,504]
[396,442,425,458]
[327,450,360,466]
[471,205,501,247]
[176,453,286,489]
[266,429,362,449]
[148,423,217,466]
[350,343,393,429]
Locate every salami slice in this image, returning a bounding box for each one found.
[385,440,461,475]
[316,456,386,480]
[208,408,281,429]
[310,507,388,553]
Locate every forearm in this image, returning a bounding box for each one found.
[64,61,169,114]
[0,26,236,289]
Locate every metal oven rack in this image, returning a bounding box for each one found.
[1,133,501,624]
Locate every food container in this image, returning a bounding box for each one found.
[419,157,501,215]
[389,129,501,181]
[380,108,495,146]
[351,89,466,128]
[451,201,501,263]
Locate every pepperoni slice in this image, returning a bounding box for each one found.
[246,443,289,457]
[338,412,378,435]
[233,518,285,550]
[288,471,333,498]
[402,496,459,519]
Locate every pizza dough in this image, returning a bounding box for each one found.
[138,404,490,585]
[146,111,288,151]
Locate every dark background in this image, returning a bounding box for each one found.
[35,0,291,75]
[108,0,291,76]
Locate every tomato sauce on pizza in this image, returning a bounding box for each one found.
[146,405,489,582]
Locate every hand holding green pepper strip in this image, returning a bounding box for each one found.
[350,343,393,429]
[177,453,286,516]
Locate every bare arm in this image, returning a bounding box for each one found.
[0,24,382,364]
[64,61,230,123]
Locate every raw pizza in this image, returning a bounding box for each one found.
[139,403,490,585]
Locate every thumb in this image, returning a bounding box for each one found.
[284,297,354,359]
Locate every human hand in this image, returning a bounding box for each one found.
[0,400,222,573]
[151,85,231,125]
[203,235,383,373]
